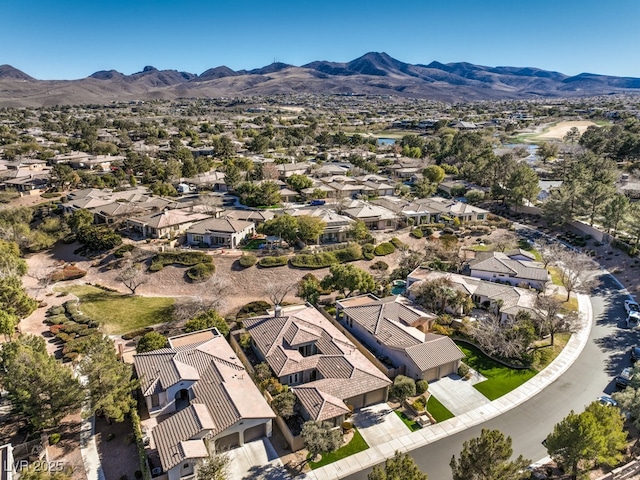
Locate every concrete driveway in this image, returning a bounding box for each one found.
[353,402,411,446]
[427,373,490,416]
[227,438,288,480]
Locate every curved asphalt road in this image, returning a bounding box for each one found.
[344,271,633,480]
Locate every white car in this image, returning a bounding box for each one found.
[625,300,640,315]
[627,311,640,329]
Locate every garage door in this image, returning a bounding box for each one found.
[439,362,456,378]
[364,388,386,407]
[243,424,265,443]
[215,432,239,451]
[423,368,438,382]
[346,394,365,410]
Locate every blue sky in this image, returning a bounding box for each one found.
[2,0,639,80]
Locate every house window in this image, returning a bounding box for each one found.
[151,393,159,408]
[386,220,393,226]
[192,235,204,243]
[288,373,300,385]
[477,214,485,220]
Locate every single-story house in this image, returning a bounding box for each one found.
[372,196,488,225]
[185,217,255,248]
[336,295,464,382]
[243,304,391,427]
[284,207,355,244]
[343,202,397,230]
[224,209,275,226]
[134,329,275,480]
[406,268,539,323]
[467,251,550,290]
[125,209,211,239]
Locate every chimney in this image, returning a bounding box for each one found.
[274,304,282,317]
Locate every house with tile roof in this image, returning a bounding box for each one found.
[243,304,391,427]
[125,209,212,239]
[336,295,463,382]
[185,217,255,248]
[134,329,275,480]
[406,268,539,323]
[342,202,397,231]
[467,251,550,290]
[284,207,355,244]
[372,196,488,225]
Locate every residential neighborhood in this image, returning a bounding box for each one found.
[0,91,640,480]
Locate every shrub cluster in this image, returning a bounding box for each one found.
[236,301,271,320]
[410,228,423,239]
[370,260,389,271]
[49,264,87,282]
[45,301,101,361]
[374,242,395,256]
[149,251,212,272]
[258,256,288,267]
[390,237,404,249]
[186,262,215,282]
[238,254,258,268]
[416,379,429,395]
[362,243,375,260]
[290,244,362,269]
[113,244,135,258]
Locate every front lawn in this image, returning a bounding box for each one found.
[427,395,454,422]
[309,429,369,469]
[57,285,175,335]
[241,238,266,250]
[395,411,421,432]
[456,342,536,400]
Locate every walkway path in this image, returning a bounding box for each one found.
[303,293,593,479]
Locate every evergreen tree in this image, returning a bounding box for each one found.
[369,451,427,480]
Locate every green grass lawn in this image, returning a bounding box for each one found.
[395,410,422,432]
[309,428,369,469]
[57,285,175,335]
[242,238,266,250]
[456,342,536,400]
[427,395,455,422]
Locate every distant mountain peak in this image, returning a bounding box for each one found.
[142,66,157,72]
[89,69,124,80]
[0,65,34,81]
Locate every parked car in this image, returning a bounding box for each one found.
[626,311,640,329]
[597,395,618,407]
[632,346,640,363]
[309,199,326,206]
[616,367,634,388]
[625,300,640,315]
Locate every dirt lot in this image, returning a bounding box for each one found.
[536,120,598,140]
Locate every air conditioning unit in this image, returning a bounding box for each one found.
[151,467,163,476]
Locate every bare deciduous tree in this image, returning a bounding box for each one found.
[116,259,148,294]
[536,241,565,268]
[196,194,223,215]
[534,295,580,346]
[265,281,295,307]
[172,276,231,323]
[554,249,600,301]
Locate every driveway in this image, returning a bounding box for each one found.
[227,438,288,480]
[427,373,490,416]
[353,403,410,447]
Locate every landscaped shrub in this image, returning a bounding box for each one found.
[258,256,288,267]
[186,262,215,282]
[122,327,154,340]
[362,243,375,260]
[114,244,135,258]
[390,237,404,249]
[416,380,429,395]
[370,260,389,271]
[390,375,416,402]
[49,433,61,445]
[46,305,65,316]
[290,252,339,269]
[412,399,425,412]
[236,301,271,320]
[457,362,470,378]
[374,242,395,256]
[410,228,423,239]
[149,251,212,271]
[341,421,353,432]
[63,300,79,314]
[333,243,363,263]
[46,314,68,325]
[238,254,257,268]
[50,264,87,282]
[184,310,229,336]
[422,227,434,237]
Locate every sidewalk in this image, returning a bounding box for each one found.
[303,293,593,480]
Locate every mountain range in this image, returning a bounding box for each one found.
[1,52,639,107]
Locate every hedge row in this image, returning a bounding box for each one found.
[290,244,363,269]
[258,256,289,267]
[150,251,212,272]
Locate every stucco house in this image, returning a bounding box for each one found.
[406,268,539,323]
[373,196,488,225]
[125,209,211,239]
[243,304,391,427]
[185,217,255,248]
[467,251,550,290]
[284,207,355,244]
[336,295,464,382]
[342,202,397,231]
[134,329,275,480]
